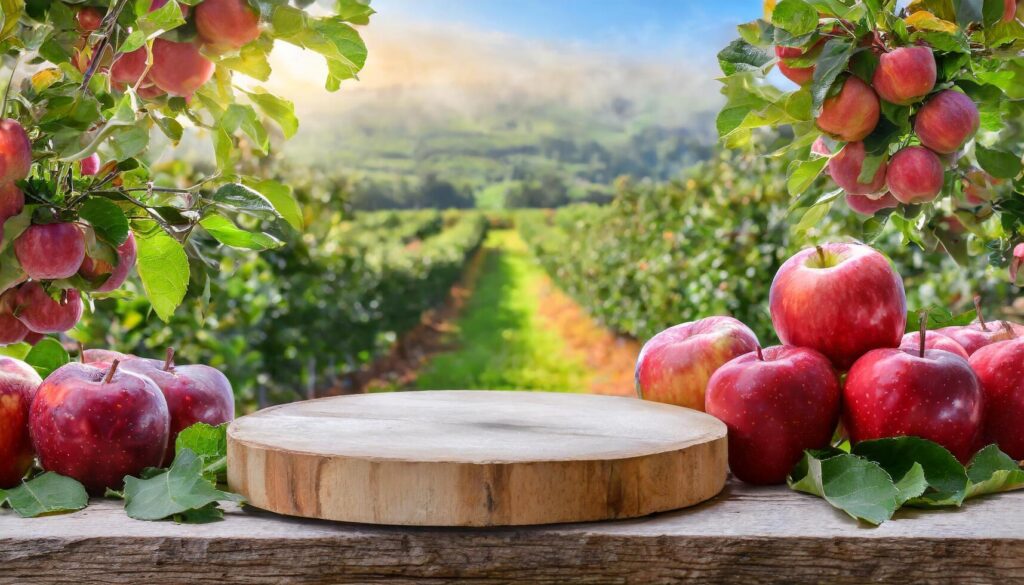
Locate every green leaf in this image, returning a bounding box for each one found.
[787,157,829,196]
[788,451,899,525]
[0,343,32,360]
[956,0,985,27]
[135,226,190,322]
[175,422,229,483]
[857,153,887,184]
[79,198,130,246]
[811,39,856,112]
[335,0,375,24]
[200,215,283,251]
[965,444,1024,498]
[211,183,281,216]
[772,0,819,36]
[976,145,1023,179]
[24,338,70,379]
[717,39,773,75]
[852,437,969,506]
[222,104,270,154]
[251,179,303,229]
[242,88,299,139]
[123,448,243,522]
[1,473,88,518]
[893,462,929,506]
[912,306,976,332]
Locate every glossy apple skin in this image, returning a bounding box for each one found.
[82,349,136,365]
[14,223,86,280]
[846,192,898,216]
[635,316,759,411]
[0,119,32,185]
[705,346,840,485]
[0,357,41,488]
[149,40,215,97]
[816,77,880,142]
[828,141,888,196]
[13,283,84,334]
[887,146,944,204]
[937,323,1014,355]
[196,0,261,50]
[120,358,235,465]
[872,46,936,105]
[79,232,137,293]
[899,331,969,359]
[770,242,906,370]
[915,90,980,154]
[971,338,1024,458]
[844,348,983,463]
[30,362,170,494]
[0,289,29,345]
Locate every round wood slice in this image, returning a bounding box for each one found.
[227,391,727,527]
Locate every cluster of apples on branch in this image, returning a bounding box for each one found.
[636,242,1024,484]
[0,347,233,493]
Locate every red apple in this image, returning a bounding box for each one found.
[76,6,104,32]
[915,90,980,154]
[1004,0,1018,22]
[816,76,880,142]
[196,0,261,50]
[110,47,148,86]
[872,46,936,105]
[0,182,25,241]
[828,141,888,195]
[30,360,170,494]
[963,169,1001,205]
[769,242,906,370]
[120,348,235,465]
[13,282,83,334]
[0,356,41,488]
[635,316,759,411]
[971,336,1024,458]
[1012,243,1024,283]
[80,153,101,176]
[82,348,136,365]
[0,119,32,185]
[0,289,29,345]
[938,297,1015,355]
[14,223,86,280]
[149,39,215,97]
[844,343,983,463]
[775,45,815,86]
[705,345,840,485]
[846,192,898,216]
[899,330,969,359]
[79,231,137,293]
[886,146,945,204]
[23,332,44,346]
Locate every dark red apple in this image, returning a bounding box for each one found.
[0,356,41,488]
[846,192,898,216]
[705,345,840,485]
[195,0,261,50]
[635,316,759,411]
[899,330,969,359]
[971,336,1024,458]
[120,348,235,465]
[13,282,84,334]
[872,46,936,105]
[0,289,28,345]
[816,76,880,142]
[30,360,170,494]
[0,119,32,185]
[149,39,215,97]
[14,223,86,280]
[769,242,906,370]
[0,182,25,241]
[915,90,980,154]
[828,141,888,195]
[76,6,104,32]
[79,231,137,293]
[938,296,1015,355]
[82,348,136,365]
[886,146,945,204]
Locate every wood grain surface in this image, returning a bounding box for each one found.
[4,481,1024,584]
[227,391,728,526]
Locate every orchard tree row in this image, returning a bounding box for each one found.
[718,0,1024,281]
[0,0,373,347]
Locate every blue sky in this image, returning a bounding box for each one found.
[384,0,762,57]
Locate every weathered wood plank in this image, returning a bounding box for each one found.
[2,481,1024,584]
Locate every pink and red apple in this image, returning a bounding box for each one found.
[872,46,936,105]
[829,141,888,195]
[195,0,261,50]
[915,90,980,154]
[769,242,906,370]
[0,356,41,488]
[79,231,137,293]
[30,360,170,494]
[938,296,1015,355]
[13,282,84,334]
[76,6,104,32]
[0,290,28,345]
[0,119,32,185]
[14,223,86,280]
[970,336,1024,458]
[846,192,898,216]
[705,345,840,485]
[886,146,944,204]
[149,39,215,97]
[963,169,1001,206]
[0,182,25,239]
[899,330,969,359]
[635,316,759,411]
[80,153,101,176]
[816,76,880,142]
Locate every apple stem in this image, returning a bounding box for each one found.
[919,310,928,358]
[105,359,120,384]
[1002,321,1016,339]
[164,347,175,372]
[975,295,988,331]
[815,245,827,266]
[755,345,764,361]
[78,342,85,363]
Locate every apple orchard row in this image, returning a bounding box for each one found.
[636,242,1024,485]
[0,0,263,343]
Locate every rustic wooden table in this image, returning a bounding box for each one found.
[2,479,1021,584]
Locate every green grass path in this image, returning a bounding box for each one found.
[413,230,590,392]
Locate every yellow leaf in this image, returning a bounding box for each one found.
[30,68,63,93]
[905,10,960,33]
[763,0,776,19]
